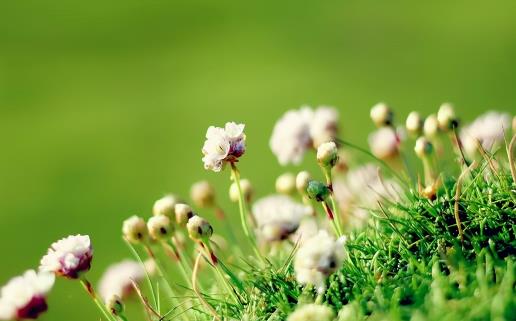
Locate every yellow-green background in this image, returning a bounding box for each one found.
[1,0,515,320]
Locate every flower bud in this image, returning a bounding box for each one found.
[414,137,433,158]
[275,172,296,195]
[306,180,331,202]
[423,114,439,138]
[147,215,173,240]
[106,295,124,316]
[186,215,213,241]
[175,203,194,226]
[122,216,148,243]
[437,103,458,131]
[229,178,253,202]
[296,171,311,194]
[370,102,393,127]
[316,141,339,168]
[190,180,216,208]
[406,111,423,136]
[153,194,180,219]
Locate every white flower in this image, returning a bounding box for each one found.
[310,107,339,148]
[147,215,173,240]
[190,181,216,208]
[406,111,423,136]
[423,114,439,138]
[202,122,246,172]
[98,260,145,302]
[122,216,148,243]
[294,230,345,293]
[40,235,93,279]
[252,195,311,241]
[460,111,511,157]
[333,164,402,229]
[370,102,393,127]
[0,270,54,320]
[287,303,335,321]
[368,127,400,160]
[275,173,297,195]
[270,106,339,165]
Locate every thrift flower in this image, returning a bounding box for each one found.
[190,181,216,208]
[406,111,423,136]
[153,194,181,219]
[460,111,511,157]
[423,114,439,138]
[287,304,335,321]
[368,127,400,160]
[275,173,297,195]
[370,102,393,127]
[310,106,339,148]
[252,195,311,241]
[147,215,173,240]
[316,141,339,168]
[229,178,253,203]
[0,270,54,320]
[186,216,213,241]
[296,171,311,194]
[98,260,145,302]
[202,122,246,172]
[437,103,458,131]
[122,216,148,243]
[294,231,345,293]
[40,235,93,279]
[175,203,194,227]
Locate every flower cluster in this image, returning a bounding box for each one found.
[39,235,93,279]
[202,122,246,172]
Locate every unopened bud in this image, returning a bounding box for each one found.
[186,215,213,241]
[190,181,216,208]
[406,111,423,136]
[370,102,394,127]
[122,216,148,243]
[275,173,296,195]
[306,180,331,202]
[229,178,253,202]
[106,295,124,316]
[414,137,433,158]
[423,114,439,138]
[296,171,311,194]
[153,194,180,219]
[316,141,339,168]
[175,203,194,227]
[147,215,173,240]
[437,103,458,131]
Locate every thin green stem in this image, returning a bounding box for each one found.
[79,278,116,321]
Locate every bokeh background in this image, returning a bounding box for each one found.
[1,0,515,320]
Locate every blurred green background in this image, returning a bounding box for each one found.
[1,0,515,319]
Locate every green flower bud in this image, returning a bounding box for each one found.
[306,180,331,202]
[106,295,124,316]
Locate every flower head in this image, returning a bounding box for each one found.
[287,304,335,321]
[414,137,433,158]
[0,270,55,320]
[423,114,439,138]
[406,111,423,136]
[306,180,331,202]
[147,215,173,240]
[294,230,345,293]
[190,181,216,208]
[368,127,400,160]
[370,102,393,127]
[252,195,311,242]
[122,216,148,243]
[186,215,213,241]
[316,141,339,168]
[174,203,195,227]
[460,111,511,157]
[270,106,339,165]
[202,122,246,172]
[153,194,181,219]
[437,103,458,131]
[229,178,253,203]
[40,235,93,279]
[98,260,145,302]
[296,171,311,194]
[275,173,297,195]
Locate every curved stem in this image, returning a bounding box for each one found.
[192,253,221,321]
[80,278,116,321]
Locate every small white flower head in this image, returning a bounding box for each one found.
[310,106,339,148]
[414,137,434,159]
[147,215,173,240]
[370,102,393,127]
[190,180,216,208]
[423,114,439,138]
[229,178,253,203]
[406,111,423,136]
[275,172,297,195]
[174,203,195,227]
[152,194,180,219]
[296,171,311,194]
[294,230,345,293]
[0,270,55,320]
[317,141,339,168]
[252,195,311,242]
[460,111,511,157]
[40,235,93,279]
[186,215,213,241]
[368,127,400,160]
[270,106,314,165]
[98,260,145,302]
[202,122,246,172]
[287,304,335,321]
[106,295,124,316]
[270,106,340,165]
[122,216,148,243]
[437,102,458,131]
